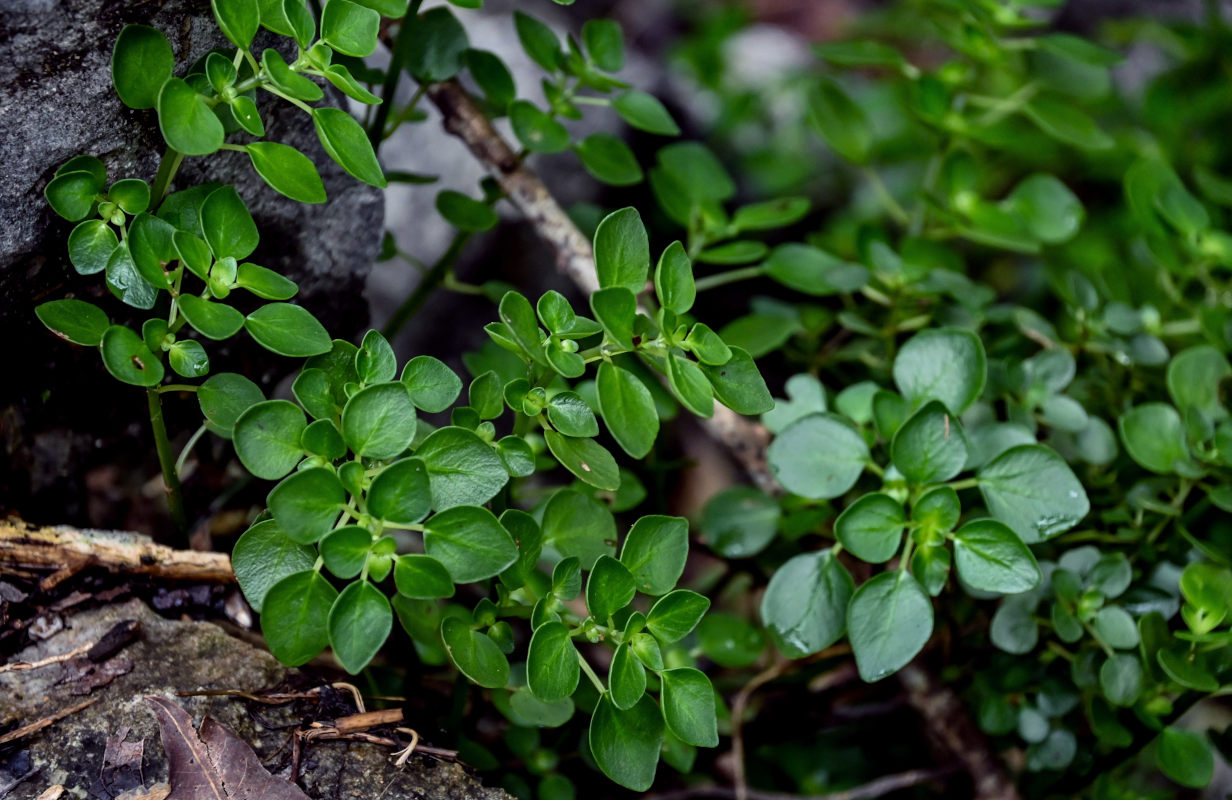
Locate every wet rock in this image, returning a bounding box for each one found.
[0,598,509,800]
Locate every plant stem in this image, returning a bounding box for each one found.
[146,387,188,535]
[381,229,473,338]
[369,0,424,148]
[151,148,184,207]
[577,653,606,694]
[175,423,208,477]
[693,266,765,292]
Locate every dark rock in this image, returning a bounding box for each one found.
[0,0,382,527]
[0,598,510,800]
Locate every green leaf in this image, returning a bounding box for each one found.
[423,505,518,581]
[612,91,679,136]
[835,494,906,564]
[368,458,430,524]
[619,515,687,596]
[36,299,109,346]
[847,571,933,682]
[232,520,316,613]
[262,570,338,665]
[545,430,620,491]
[463,49,515,110]
[575,134,643,186]
[609,642,645,710]
[247,142,327,204]
[301,418,345,458]
[891,401,969,484]
[814,39,905,68]
[582,19,623,72]
[415,426,508,509]
[697,613,764,668]
[324,63,380,104]
[498,290,548,364]
[701,486,779,558]
[762,243,867,296]
[978,444,1090,543]
[586,555,636,619]
[157,78,224,156]
[767,413,868,500]
[67,220,119,275]
[527,621,579,701]
[913,486,961,535]
[646,589,709,643]
[327,580,391,673]
[1157,726,1214,788]
[268,467,345,543]
[111,24,174,109]
[658,142,735,202]
[405,7,469,80]
[547,392,598,437]
[236,262,298,300]
[341,382,417,459]
[109,178,151,215]
[262,48,324,102]
[1157,649,1219,692]
[442,616,509,688]
[732,197,810,233]
[588,695,664,792]
[45,171,100,222]
[393,554,454,599]
[199,373,264,438]
[177,295,244,340]
[594,207,649,293]
[510,100,569,153]
[126,212,176,290]
[761,549,852,657]
[654,241,694,315]
[541,490,616,569]
[245,303,331,356]
[168,340,209,378]
[103,242,157,310]
[230,95,265,136]
[1167,345,1230,421]
[1099,653,1143,706]
[700,347,774,415]
[952,519,1041,594]
[436,190,497,231]
[321,0,379,56]
[1024,95,1113,150]
[401,356,462,412]
[990,596,1038,654]
[667,354,713,418]
[589,287,636,350]
[808,77,872,163]
[513,11,560,71]
[212,0,259,48]
[1006,174,1084,244]
[893,329,986,415]
[314,107,386,188]
[99,325,163,387]
[233,399,307,480]
[660,668,718,747]
[317,525,364,574]
[1118,403,1193,475]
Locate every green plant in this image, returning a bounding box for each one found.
[32,0,1232,796]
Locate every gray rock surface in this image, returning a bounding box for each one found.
[0,0,382,524]
[0,598,509,800]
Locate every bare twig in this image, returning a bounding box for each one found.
[644,764,959,800]
[0,698,98,746]
[0,520,233,583]
[729,659,792,800]
[425,78,1019,800]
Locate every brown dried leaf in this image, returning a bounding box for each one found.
[146,697,309,800]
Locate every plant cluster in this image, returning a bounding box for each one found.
[32,0,1232,796]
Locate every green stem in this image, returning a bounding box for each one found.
[146,387,188,535]
[693,265,765,292]
[369,0,424,147]
[864,167,910,225]
[175,423,208,477]
[578,653,606,694]
[158,384,199,394]
[151,148,185,207]
[381,229,473,338]
[948,477,979,491]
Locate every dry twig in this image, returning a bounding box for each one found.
[644,764,959,800]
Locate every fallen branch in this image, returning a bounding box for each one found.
[0,519,233,583]
[425,78,1018,800]
[0,698,98,746]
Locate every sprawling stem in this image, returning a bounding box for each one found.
[369,0,425,148]
[146,387,187,535]
[151,148,184,206]
[381,228,474,338]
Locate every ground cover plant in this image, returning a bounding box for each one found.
[26,0,1232,797]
